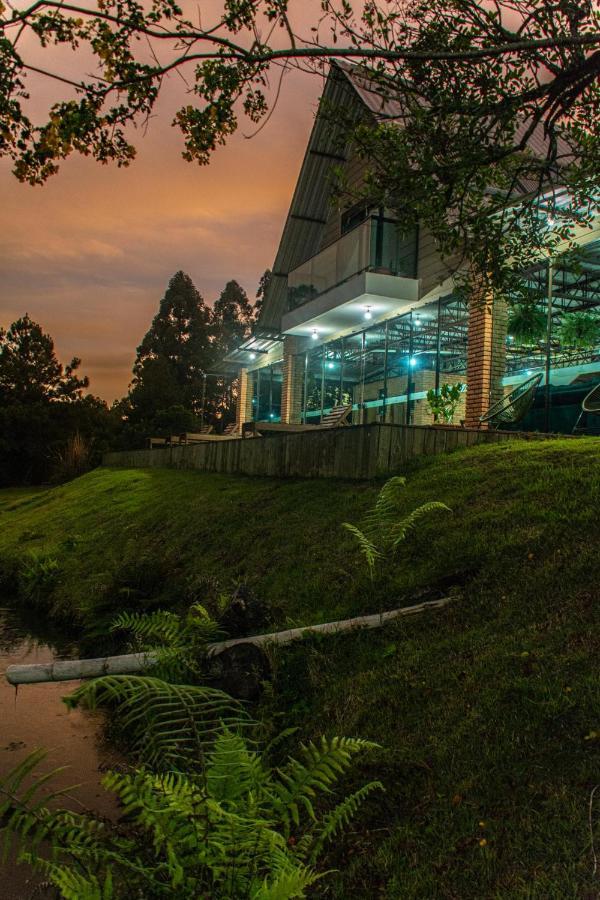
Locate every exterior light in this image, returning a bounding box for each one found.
[328,361,335,369]
[311,328,318,340]
[409,356,418,367]
[269,412,275,418]
[249,352,256,360]
[364,306,372,320]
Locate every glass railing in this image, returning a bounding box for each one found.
[287,217,417,310]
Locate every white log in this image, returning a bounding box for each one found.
[4,598,452,685]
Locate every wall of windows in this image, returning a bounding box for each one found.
[249,363,283,422]
[501,238,600,433]
[297,294,469,426]
[293,238,600,433]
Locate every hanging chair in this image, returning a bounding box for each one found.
[480,373,543,429]
[572,381,600,434]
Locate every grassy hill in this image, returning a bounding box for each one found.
[1,437,599,897]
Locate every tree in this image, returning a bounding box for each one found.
[2,1,598,294]
[212,279,254,356]
[0,1,597,186]
[254,269,272,321]
[0,315,116,485]
[0,314,88,404]
[128,271,214,423]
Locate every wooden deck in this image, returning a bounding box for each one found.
[103,423,559,481]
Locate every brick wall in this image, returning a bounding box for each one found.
[281,337,305,423]
[464,282,507,428]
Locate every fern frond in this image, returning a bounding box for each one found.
[111,609,182,646]
[252,857,324,899]
[273,737,379,832]
[342,523,381,574]
[65,675,251,768]
[388,501,451,549]
[306,780,384,864]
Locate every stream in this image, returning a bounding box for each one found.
[0,607,120,899]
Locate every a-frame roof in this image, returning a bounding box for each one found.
[256,62,372,331]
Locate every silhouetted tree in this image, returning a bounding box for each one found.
[253,269,271,322]
[212,280,254,356]
[128,271,213,423]
[0,314,89,405]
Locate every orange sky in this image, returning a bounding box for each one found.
[0,4,325,402]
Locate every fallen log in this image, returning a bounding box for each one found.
[5,597,452,686]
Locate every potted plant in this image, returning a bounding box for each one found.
[426,382,465,425]
[558,311,600,350]
[507,303,547,346]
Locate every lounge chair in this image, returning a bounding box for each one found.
[572,381,600,434]
[479,373,543,429]
[223,422,238,435]
[180,426,214,443]
[318,404,353,427]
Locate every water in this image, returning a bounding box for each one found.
[0,608,120,899]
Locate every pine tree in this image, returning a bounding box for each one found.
[212,279,254,356]
[0,314,89,405]
[253,269,272,321]
[128,272,213,422]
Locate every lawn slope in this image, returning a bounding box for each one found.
[1,437,599,897]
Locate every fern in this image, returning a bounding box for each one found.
[343,475,451,581]
[1,712,382,899]
[65,675,252,769]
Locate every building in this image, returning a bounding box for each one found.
[225,63,600,436]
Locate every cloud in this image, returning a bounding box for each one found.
[0,46,323,402]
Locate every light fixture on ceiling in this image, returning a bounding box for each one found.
[364,305,372,320]
[413,313,421,327]
[311,328,318,340]
[249,352,256,360]
[409,356,418,367]
[327,361,335,369]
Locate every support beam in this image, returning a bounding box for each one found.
[289,213,327,226]
[308,149,346,163]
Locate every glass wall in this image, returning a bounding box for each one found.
[297,294,469,426]
[288,215,418,311]
[501,238,600,433]
[294,239,599,433]
[249,362,283,422]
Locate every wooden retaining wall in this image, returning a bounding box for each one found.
[103,423,551,481]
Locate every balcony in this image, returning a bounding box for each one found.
[282,216,420,338]
[288,217,418,310]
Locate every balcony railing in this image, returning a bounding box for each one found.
[287,217,418,310]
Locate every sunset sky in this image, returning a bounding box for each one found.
[0,5,325,402]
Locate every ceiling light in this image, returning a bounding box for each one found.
[409,356,418,367]
[327,361,335,369]
[364,306,372,320]
[311,328,318,340]
[249,352,256,360]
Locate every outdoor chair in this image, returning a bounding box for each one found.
[180,426,214,443]
[223,422,238,435]
[479,373,543,429]
[572,381,600,434]
[318,404,353,427]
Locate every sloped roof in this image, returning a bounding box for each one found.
[256,63,370,331]
[255,60,573,333]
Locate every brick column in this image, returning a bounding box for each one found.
[464,284,507,428]
[281,337,305,424]
[235,368,254,432]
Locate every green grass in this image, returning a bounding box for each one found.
[1,436,600,897]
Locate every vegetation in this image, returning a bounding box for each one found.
[425,383,465,424]
[1,439,600,895]
[2,1,598,301]
[507,303,547,346]
[1,606,381,899]
[558,310,600,350]
[0,314,117,486]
